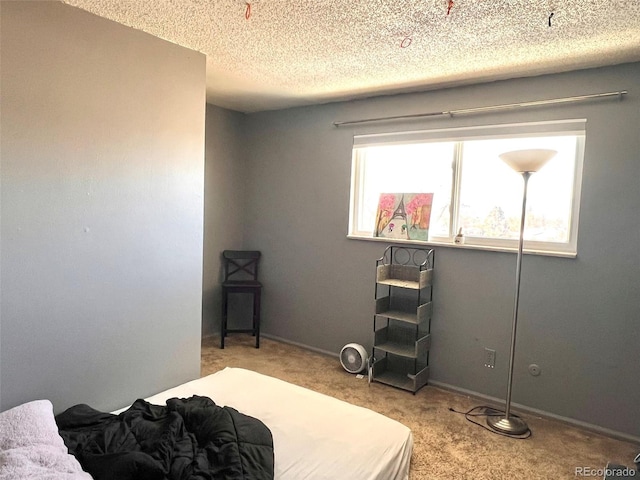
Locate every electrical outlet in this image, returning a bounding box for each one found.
[484,348,496,368]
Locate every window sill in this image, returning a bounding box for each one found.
[346,234,577,258]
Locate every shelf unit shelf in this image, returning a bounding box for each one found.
[376,278,420,289]
[372,357,430,392]
[375,297,432,325]
[374,328,431,358]
[371,246,434,394]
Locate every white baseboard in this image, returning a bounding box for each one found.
[207,333,639,444]
[261,333,340,358]
[428,380,640,445]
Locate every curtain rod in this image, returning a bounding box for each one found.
[332,90,627,127]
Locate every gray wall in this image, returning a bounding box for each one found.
[237,63,640,439]
[0,2,205,413]
[202,105,247,337]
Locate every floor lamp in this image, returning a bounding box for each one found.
[486,148,557,436]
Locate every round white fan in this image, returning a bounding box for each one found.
[340,343,368,374]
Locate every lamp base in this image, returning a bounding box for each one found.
[486,414,529,436]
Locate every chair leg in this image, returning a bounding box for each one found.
[221,289,228,349]
[254,290,261,349]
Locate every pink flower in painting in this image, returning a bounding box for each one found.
[406,193,434,231]
[378,194,397,212]
[374,194,398,236]
[405,193,433,215]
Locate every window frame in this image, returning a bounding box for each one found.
[347,120,586,257]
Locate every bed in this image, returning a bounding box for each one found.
[142,367,413,480]
[0,367,412,480]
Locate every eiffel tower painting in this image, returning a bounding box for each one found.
[374,193,434,241]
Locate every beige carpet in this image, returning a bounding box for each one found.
[202,335,638,480]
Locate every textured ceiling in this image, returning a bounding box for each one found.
[62,0,640,113]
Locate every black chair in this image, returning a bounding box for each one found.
[220,250,262,349]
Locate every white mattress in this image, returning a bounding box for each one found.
[142,367,413,480]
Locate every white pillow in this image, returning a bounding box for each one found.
[0,400,65,451]
[0,400,92,479]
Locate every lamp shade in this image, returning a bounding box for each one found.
[499,149,557,173]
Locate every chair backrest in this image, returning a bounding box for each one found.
[222,250,261,282]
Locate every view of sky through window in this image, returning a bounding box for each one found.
[352,132,581,253]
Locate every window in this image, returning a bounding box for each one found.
[348,120,585,256]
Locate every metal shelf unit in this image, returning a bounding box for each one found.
[371,246,434,394]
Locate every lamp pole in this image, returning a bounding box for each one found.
[465,148,556,437]
[486,171,531,435]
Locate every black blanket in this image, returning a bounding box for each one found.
[55,395,274,480]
